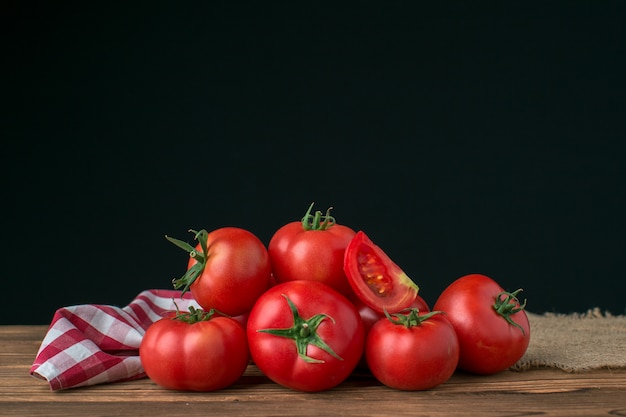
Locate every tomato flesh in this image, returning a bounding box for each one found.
[357,247,394,297]
[344,231,419,313]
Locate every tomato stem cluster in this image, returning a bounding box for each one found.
[257,294,343,364]
[493,289,527,335]
[301,202,336,231]
[166,229,210,295]
[172,305,216,324]
[384,308,444,328]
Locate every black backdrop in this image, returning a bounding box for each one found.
[3,2,625,324]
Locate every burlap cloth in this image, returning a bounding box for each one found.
[511,308,626,372]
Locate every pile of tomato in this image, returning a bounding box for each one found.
[139,203,530,392]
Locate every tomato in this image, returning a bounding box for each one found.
[246,280,364,392]
[140,307,249,391]
[354,295,431,370]
[366,309,459,390]
[344,230,420,313]
[433,273,530,375]
[268,203,356,297]
[167,227,272,316]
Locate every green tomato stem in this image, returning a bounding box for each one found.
[384,308,444,328]
[166,229,210,295]
[301,202,336,231]
[257,294,342,363]
[172,305,217,324]
[493,289,527,335]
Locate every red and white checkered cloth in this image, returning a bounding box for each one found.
[30,289,199,391]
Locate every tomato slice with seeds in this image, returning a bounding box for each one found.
[343,231,420,314]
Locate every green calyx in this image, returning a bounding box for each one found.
[257,294,342,364]
[384,308,444,328]
[301,202,336,231]
[172,305,216,324]
[165,229,209,295]
[493,288,527,335]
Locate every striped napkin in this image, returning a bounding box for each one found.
[30,289,199,391]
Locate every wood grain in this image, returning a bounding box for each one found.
[2,325,626,417]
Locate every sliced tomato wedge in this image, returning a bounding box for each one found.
[343,231,419,313]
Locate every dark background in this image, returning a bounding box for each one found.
[3,2,625,324]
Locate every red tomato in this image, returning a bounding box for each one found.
[167,227,272,316]
[366,309,459,391]
[354,295,431,370]
[433,273,531,375]
[246,280,364,392]
[140,308,249,391]
[268,203,356,297]
[344,231,420,313]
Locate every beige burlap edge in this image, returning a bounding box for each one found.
[511,308,626,372]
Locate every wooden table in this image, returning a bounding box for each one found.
[2,325,625,416]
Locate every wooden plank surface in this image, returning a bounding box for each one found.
[2,325,626,416]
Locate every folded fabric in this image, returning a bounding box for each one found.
[30,289,199,391]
